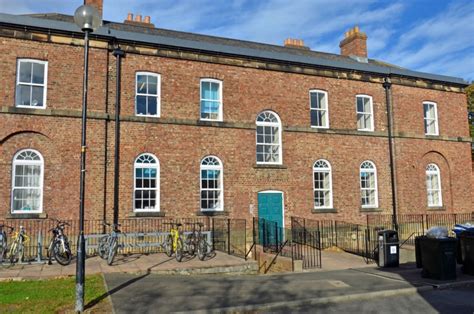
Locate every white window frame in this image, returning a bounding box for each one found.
[313,159,333,209]
[309,90,329,129]
[200,78,223,121]
[135,72,161,117]
[356,94,374,132]
[133,153,160,212]
[11,149,44,214]
[256,110,283,165]
[360,160,379,208]
[426,163,443,207]
[423,101,439,136]
[16,59,48,109]
[200,155,224,211]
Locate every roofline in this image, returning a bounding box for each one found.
[0,13,468,87]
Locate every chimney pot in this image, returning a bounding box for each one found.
[127,13,133,21]
[144,16,151,23]
[135,14,142,22]
[284,38,309,50]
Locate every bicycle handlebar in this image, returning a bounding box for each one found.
[0,225,14,232]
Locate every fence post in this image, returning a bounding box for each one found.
[275,221,279,249]
[227,218,231,255]
[454,213,457,225]
[335,221,338,248]
[303,218,307,245]
[263,219,266,250]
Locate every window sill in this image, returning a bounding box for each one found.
[129,211,165,217]
[196,210,229,217]
[197,120,224,127]
[6,212,48,219]
[360,207,383,213]
[427,206,446,211]
[254,164,287,170]
[312,208,337,214]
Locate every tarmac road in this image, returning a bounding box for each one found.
[103,267,473,313]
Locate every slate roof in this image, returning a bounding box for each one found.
[0,12,467,86]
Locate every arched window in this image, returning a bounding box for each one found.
[256,111,282,164]
[426,163,442,207]
[313,159,333,209]
[11,149,44,213]
[360,161,378,208]
[134,153,159,211]
[200,156,223,211]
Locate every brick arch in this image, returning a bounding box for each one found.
[419,150,453,209]
[0,131,63,218]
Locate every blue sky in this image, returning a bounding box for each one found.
[1,0,473,82]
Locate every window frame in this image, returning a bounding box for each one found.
[359,160,379,209]
[256,110,283,165]
[11,149,44,214]
[356,94,374,132]
[15,59,48,109]
[200,78,223,122]
[135,72,161,118]
[423,101,439,136]
[313,159,333,209]
[426,163,443,207]
[133,153,160,212]
[200,155,224,212]
[309,89,329,129]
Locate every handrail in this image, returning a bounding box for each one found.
[245,242,256,261]
[399,232,418,249]
[264,239,289,274]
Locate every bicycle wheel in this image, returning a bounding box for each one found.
[98,236,108,259]
[107,238,118,266]
[0,236,6,264]
[175,237,183,262]
[164,235,173,257]
[197,237,208,261]
[53,240,72,266]
[186,234,195,256]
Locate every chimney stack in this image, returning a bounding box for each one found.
[283,38,310,50]
[126,13,133,21]
[84,0,103,18]
[339,26,368,58]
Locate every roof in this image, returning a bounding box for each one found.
[0,12,467,86]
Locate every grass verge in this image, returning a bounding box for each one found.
[0,274,109,313]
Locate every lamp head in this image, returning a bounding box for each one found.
[74,5,102,32]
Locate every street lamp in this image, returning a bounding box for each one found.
[73,4,102,313]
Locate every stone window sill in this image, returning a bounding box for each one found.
[129,211,166,218]
[427,206,446,211]
[253,164,287,170]
[6,213,48,219]
[196,210,229,217]
[312,208,337,214]
[360,207,383,213]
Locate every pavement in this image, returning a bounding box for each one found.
[0,251,257,280]
[1,250,474,313]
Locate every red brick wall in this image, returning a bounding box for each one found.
[0,35,472,227]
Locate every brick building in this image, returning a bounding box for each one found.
[0,0,472,227]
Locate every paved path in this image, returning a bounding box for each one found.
[0,252,256,280]
[103,265,474,313]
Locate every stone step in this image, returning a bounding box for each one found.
[148,261,258,275]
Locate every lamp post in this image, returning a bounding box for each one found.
[73,5,102,313]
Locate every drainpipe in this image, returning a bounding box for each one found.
[112,46,125,226]
[383,77,398,231]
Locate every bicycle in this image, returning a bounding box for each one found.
[98,222,121,266]
[0,224,14,264]
[46,219,72,266]
[8,226,29,265]
[163,222,184,262]
[185,222,210,261]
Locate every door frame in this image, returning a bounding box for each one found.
[257,190,285,228]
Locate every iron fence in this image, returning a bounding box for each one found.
[0,216,248,263]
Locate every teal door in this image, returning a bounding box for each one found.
[258,192,284,248]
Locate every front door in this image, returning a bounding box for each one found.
[258,191,284,248]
